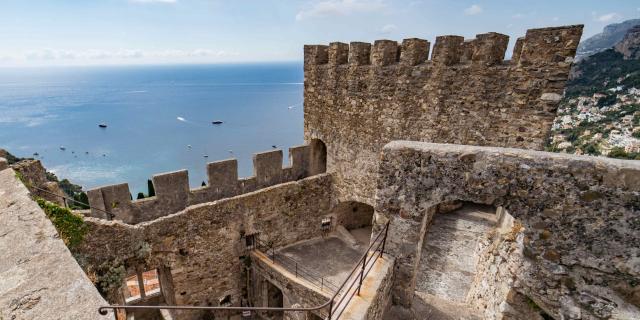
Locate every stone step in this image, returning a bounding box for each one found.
[413,292,483,320]
[382,292,483,320]
[415,204,496,303]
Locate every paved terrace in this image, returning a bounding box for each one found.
[275,226,373,288]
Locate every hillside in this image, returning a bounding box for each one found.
[547,25,640,160]
[576,18,640,60]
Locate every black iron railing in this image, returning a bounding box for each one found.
[26,184,115,219]
[97,221,390,319]
[255,238,340,293]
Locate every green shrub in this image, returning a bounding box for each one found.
[608,147,640,160]
[15,171,29,187]
[36,198,87,248]
[72,192,90,210]
[96,261,126,295]
[597,94,617,107]
[583,143,600,155]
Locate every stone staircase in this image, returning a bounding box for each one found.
[413,204,496,318]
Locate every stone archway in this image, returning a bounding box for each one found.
[309,139,327,175]
[332,200,374,245]
[266,280,284,319]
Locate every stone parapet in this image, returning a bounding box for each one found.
[0,168,111,320]
[86,145,317,224]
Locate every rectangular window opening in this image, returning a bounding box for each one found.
[124,274,141,303]
[123,268,162,304]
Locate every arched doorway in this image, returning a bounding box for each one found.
[332,201,374,245]
[266,281,283,319]
[309,139,327,175]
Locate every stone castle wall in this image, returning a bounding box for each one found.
[375,141,640,319]
[86,144,323,224]
[76,174,334,320]
[304,25,583,205]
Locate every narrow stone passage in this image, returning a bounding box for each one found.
[416,204,497,302]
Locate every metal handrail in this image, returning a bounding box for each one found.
[26,184,115,219]
[328,225,388,318]
[255,238,340,293]
[98,221,391,319]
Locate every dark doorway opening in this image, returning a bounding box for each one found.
[266,281,284,319]
[309,139,327,175]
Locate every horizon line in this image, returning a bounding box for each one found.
[0,60,305,69]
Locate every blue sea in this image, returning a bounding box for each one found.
[0,63,304,194]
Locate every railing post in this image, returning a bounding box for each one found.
[321,277,324,291]
[295,262,298,278]
[357,252,367,296]
[328,299,334,320]
[380,221,390,258]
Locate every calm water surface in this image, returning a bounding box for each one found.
[0,63,304,194]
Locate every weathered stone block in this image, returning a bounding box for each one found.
[329,42,349,65]
[372,40,398,66]
[304,45,329,65]
[400,38,430,66]
[207,158,239,195]
[0,157,7,171]
[472,32,509,65]
[432,35,464,65]
[349,42,372,66]
[254,149,283,188]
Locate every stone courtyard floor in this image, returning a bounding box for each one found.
[275,226,372,290]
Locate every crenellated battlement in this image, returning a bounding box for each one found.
[304,32,510,67]
[86,144,322,224]
[304,25,581,69]
[303,24,583,205]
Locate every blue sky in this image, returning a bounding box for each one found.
[0,0,638,66]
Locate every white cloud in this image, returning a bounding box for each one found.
[380,24,397,33]
[21,48,234,61]
[552,17,559,22]
[464,4,482,16]
[130,0,177,3]
[512,13,524,19]
[296,0,386,21]
[596,13,621,22]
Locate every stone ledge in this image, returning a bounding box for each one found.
[0,168,111,320]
